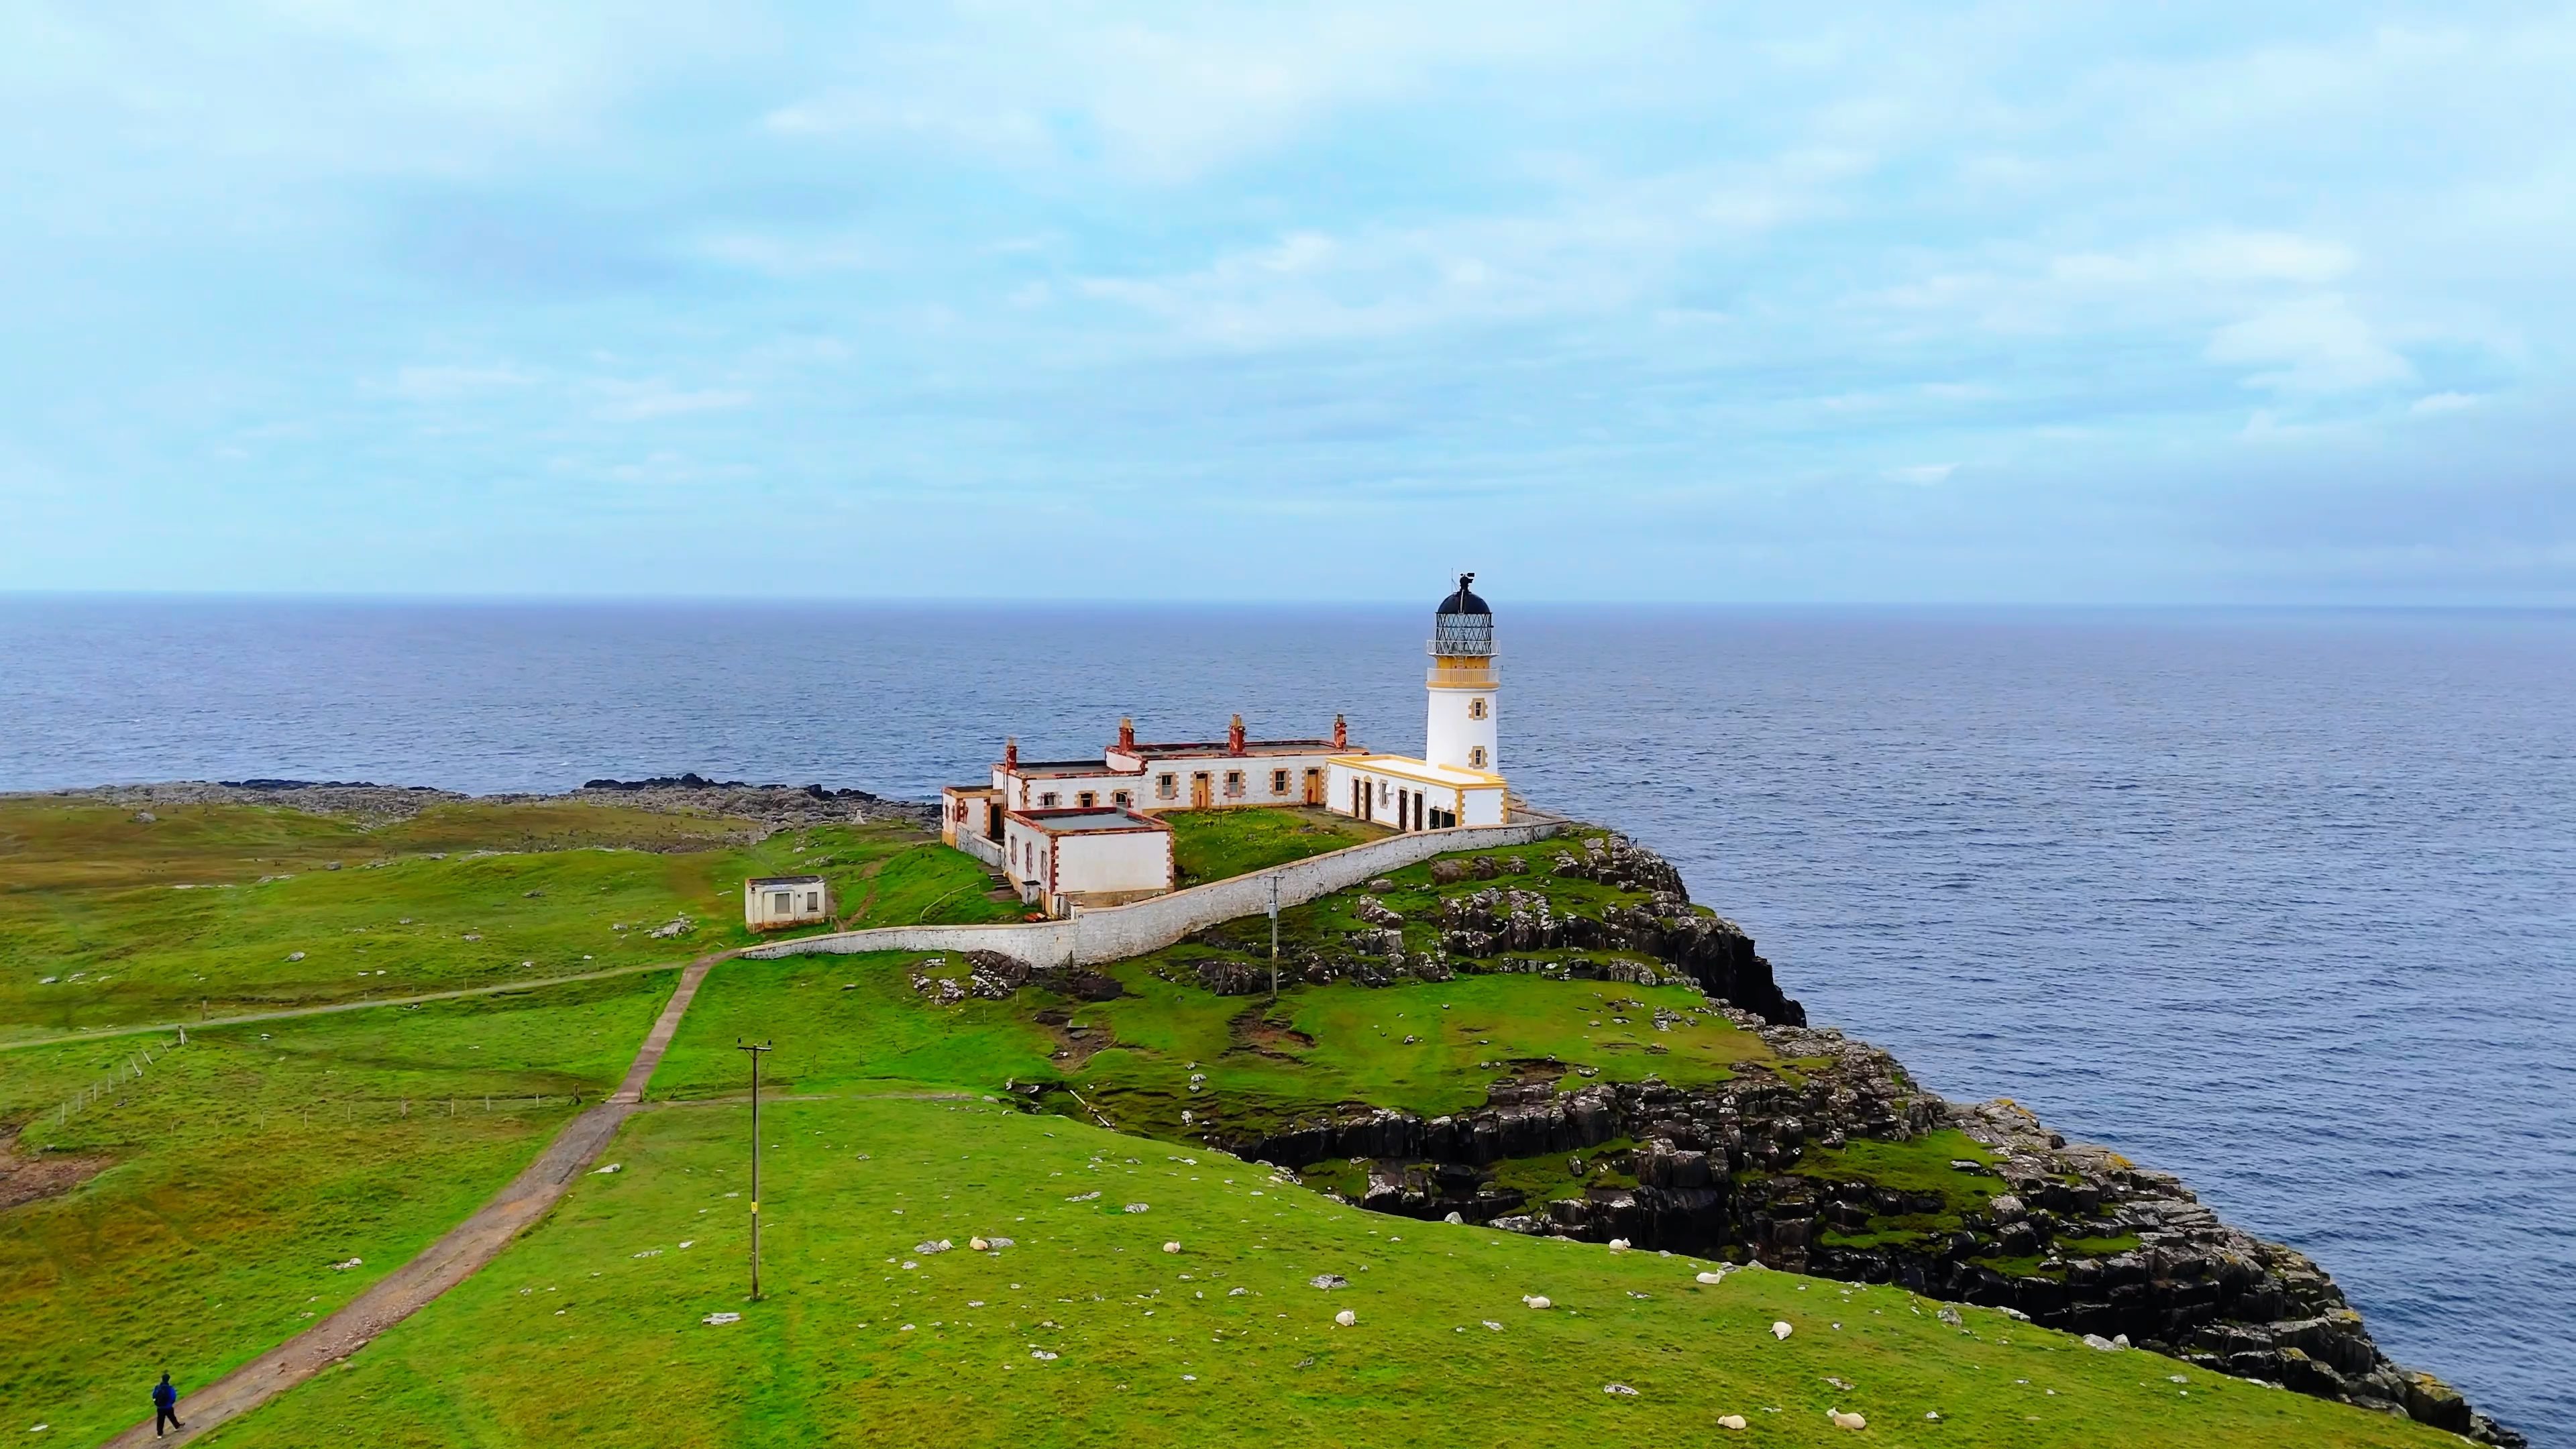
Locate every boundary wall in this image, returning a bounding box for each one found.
[745,819,1572,968]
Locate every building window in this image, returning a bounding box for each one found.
[1077,791,1096,808]
[953,800,968,822]
[805,891,820,912]
[1040,792,1059,808]
[1157,773,1178,799]
[1468,747,1487,768]
[769,892,789,914]
[1223,770,1245,798]
[1377,781,1391,806]
[1468,697,1487,720]
[1270,768,1289,795]
[1112,790,1132,808]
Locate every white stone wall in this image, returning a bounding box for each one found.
[746,818,1568,967]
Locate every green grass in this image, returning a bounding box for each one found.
[0,800,1016,1040]
[0,971,677,1447]
[197,1097,2447,1448]
[1792,1130,2007,1214]
[1163,807,1387,887]
[647,954,1771,1148]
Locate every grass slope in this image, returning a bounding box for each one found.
[0,801,1013,1040]
[647,953,1766,1137]
[0,971,675,1446]
[199,1097,2445,1448]
[1163,807,1387,888]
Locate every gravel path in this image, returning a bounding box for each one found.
[97,952,723,1448]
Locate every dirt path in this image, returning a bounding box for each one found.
[98,953,722,1448]
[1,956,712,1056]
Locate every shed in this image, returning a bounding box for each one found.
[744,873,832,932]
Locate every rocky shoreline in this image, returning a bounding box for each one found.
[15,775,941,832]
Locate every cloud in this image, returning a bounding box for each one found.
[2206,297,2414,396]
[2408,391,2481,415]
[587,381,754,421]
[1883,464,1956,485]
[383,364,534,402]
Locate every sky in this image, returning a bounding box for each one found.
[2,2,2571,603]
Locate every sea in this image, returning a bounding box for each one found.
[2,597,2569,1442]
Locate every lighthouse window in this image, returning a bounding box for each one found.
[1039,792,1059,808]
[1270,769,1290,795]
[1223,770,1246,798]
[1156,773,1178,799]
[1112,790,1132,808]
[1468,698,1487,720]
[1468,747,1488,769]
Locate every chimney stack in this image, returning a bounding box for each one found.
[1003,737,1018,770]
[1227,714,1247,755]
[1332,714,1348,750]
[1117,716,1136,751]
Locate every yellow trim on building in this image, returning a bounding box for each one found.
[1328,753,1507,789]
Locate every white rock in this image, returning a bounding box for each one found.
[1771,1321,1793,1340]
[1334,1309,1356,1327]
[1444,1212,1464,1224]
[1607,1238,1631,1253]
[1603,1383,1638,1395]
[1522,1295,1552,1309]
[2083,1332,2121,1351]
[702,1311,741,1326]
[1030,1349,1058,1360]
[592,1163,622,1175]
[287,951,305,962]
[1829,1409,1866,1430]
[1717,1413,1748,1430]
[1123,1203,1150,1214]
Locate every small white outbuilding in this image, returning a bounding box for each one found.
[743,873,832,931]
[1001,807,1175,916]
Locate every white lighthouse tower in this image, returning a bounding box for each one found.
[1424,572,1499,775]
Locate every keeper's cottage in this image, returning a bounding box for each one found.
[941,574,1511,913]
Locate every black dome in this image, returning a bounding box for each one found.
[1436,572,1490,616]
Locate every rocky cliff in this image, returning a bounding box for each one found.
[1198,835,2522,1447]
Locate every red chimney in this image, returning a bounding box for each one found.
[1003,736,1018,770]
[1332,714,1348,750]
[1227,714,1246,755]
[1117,716,1135,751]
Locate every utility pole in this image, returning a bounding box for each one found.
[1268,873,1281,1002]
[738,1039,773,1301]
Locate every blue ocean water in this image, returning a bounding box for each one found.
[2,597,2569,1441]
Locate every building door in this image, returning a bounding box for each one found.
[1413,792,1426,831]
[985,804,1004,841]
[1190,771,1214,808]
[1303,767,1324,805]
[1354,777,1368,821]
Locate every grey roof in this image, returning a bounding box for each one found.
[748,874,826,886]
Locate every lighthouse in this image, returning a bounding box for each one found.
[1424,573,1499,775]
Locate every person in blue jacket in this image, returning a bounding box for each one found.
[152,1372,182,1435]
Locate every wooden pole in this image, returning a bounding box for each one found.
[738,1039,773,1301]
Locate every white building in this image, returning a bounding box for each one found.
[1000,806,1175,915]
[936,574,1513,899]
[743,873,831,931]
